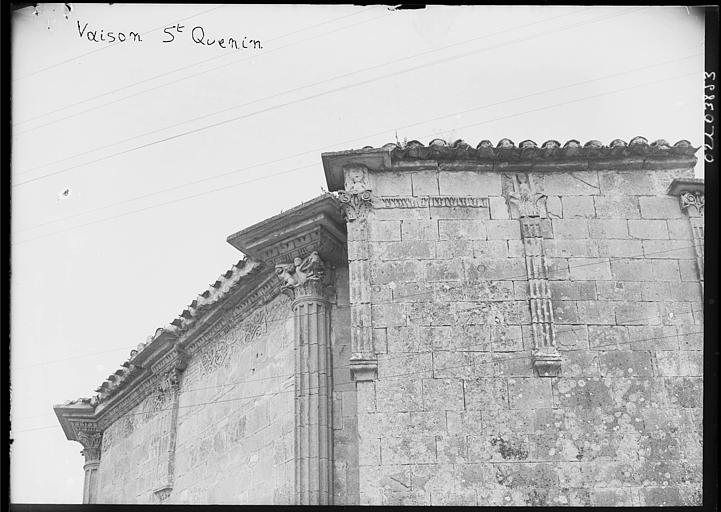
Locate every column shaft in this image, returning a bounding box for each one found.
[293,298,333,505]
[82,461,100,504]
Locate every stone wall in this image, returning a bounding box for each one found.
[97,384,175,503]
[170,293,295,504]
[329,266,360,504]
[95,266,358,505]
[354,165,702,506]
[96,293,295,504]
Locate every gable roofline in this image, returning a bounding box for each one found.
[54,194,345,440]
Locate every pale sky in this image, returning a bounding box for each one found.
[10,4,705,503]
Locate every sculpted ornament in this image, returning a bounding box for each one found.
[338,165,373,221]
[506,173,547,218]
[76,430,103,462]
[275,251,325,287]
[680,192,704,215]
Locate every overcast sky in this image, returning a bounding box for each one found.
[10,3,705,504]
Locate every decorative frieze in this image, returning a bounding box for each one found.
[504,173,561,377]
[196,308,267,375]
[374,196,489,209]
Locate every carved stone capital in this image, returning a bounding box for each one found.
[667,178,705,217]
[275,251,331,302]
[338,164,373,222]
[338,190,373,222]
[680,192,705,216]
[503,173,547,218]
[76,429,103,463]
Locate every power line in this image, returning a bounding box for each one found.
[12,6,385,130]
[16,7,596,176]
[12,5,226,83]
[13,6,591,157]
[11,69,700,246]
[11,241,703,371]
[13,50,702,235]
[11,7,652,189]
[13,164,318,245]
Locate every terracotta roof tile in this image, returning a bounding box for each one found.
[344,137,698,162]
[89,257,263,405]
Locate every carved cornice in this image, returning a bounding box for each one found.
[228,194,347,268]
[666,177,705,196]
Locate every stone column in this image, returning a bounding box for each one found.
[76,428,102,504]
[338,164,377,381]
[276,252,333,504]
[504,172,562,377]
[668,179,705,291]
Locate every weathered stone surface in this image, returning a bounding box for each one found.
[369,220,403,242]
[410,170,439,196]
[401,219,438,241]
[72,159,703,506]
[628,219,669,239]
[588,219,629,239]
[489,196,510,219]
[508,378,553,409]
[594,196,640,218]
[438,219,487,240]
[639,196,685,219]
[465,379,510,410]
[372,171,412,196]
[552,219,590,239]
[561,196,595,218]
[438,171,502,196]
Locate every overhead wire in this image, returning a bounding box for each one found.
[12,5,226,82]
[13,6,647,187]
[14,5,592,168]
[12,5,379,125]
[11,69,701,246]
[13,6,387,131]
[13,50,702,236]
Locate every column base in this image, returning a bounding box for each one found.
[153,484,173,503]
[532,350,562,377]
[350,356,377,381]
